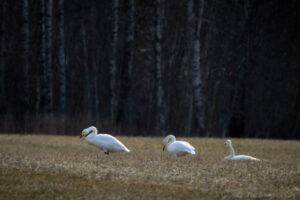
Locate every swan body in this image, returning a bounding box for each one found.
[224,140,260,161]
[80,126,130,154]
[162,135,195,156]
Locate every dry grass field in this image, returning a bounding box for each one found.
[0,134,299,199]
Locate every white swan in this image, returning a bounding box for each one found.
[80,126,130,154]
[162,135,195,156]
[224,139,260,161]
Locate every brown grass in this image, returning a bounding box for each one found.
[0,135,299,199]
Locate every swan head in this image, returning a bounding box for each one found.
[226,139,232,147]
[225,139,235,158]
[80,126,97,138]
[162,134,176,151]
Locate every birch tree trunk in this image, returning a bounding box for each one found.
[154,0,166,135]
[127,0,135,76]
[191,0,206,136]
[186,0,194,136]
[110,0,119,123]
[58,0,66,114]
[117,0,135,129]
[80,7,91,114]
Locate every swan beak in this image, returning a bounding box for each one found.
[163,145,165,151]
[80,132,84,138]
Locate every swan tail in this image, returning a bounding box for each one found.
[250,156,260,161]
[190,150,196,155]
[124,148,130,152]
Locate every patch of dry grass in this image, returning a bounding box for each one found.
[0,135,299,199]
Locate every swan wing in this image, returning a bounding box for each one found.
[179,141,195,151]
[232,155,260,161]
[168,141,195,156]
[95,134,130,152]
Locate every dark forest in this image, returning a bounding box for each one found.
[0,0,299,139]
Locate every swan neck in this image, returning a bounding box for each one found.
[90,127,98,135]
[228,143,235,156]
[86,132,96,143]
[163,135,176,146]
[169,135,176,143]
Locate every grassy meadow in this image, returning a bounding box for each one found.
[0,134,299,199]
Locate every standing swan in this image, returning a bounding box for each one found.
[162,135,195,156]
[80,126,130,154]
[224,140,260,161]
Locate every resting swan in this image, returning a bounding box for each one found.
[80,126,130,154]
[162,135,195,156]
[224,139,260,161]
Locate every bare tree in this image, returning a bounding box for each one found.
[127,0,135,76]
[0,0,7,113]
[0,0,298,139]
[80,6,91,114]
[58,0,66,114]
[22,0,30,110]
[117,0,135,130]
[110,0,119,123]
[39,0,46,113]
[154,0,166,135]
[186,0,194,137]
[40,0,53,113]
[190,0,205,136]
[90,2,99,116]
[45,0,53,112]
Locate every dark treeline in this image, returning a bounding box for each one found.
[0,0,299,139]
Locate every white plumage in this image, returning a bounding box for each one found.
[224,139,260,161]
[162,135,195,156]
[80,126,130,154]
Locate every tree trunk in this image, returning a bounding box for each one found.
[186,94,193,137]
[45,0,53,112]
[117,0,135,130]
[80,7,91,114]
[40,0,53,114]
[23,0,30,110]
[90,3,99,116]
[222,48,246,138]
[191,0,205,136]
[127,0,135,76]
[58,0,66,114]
[0,0,7,113]
[110,0,119,123]
[154,0,166,135]
[40,0,46,113]
[186,0,194,136]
